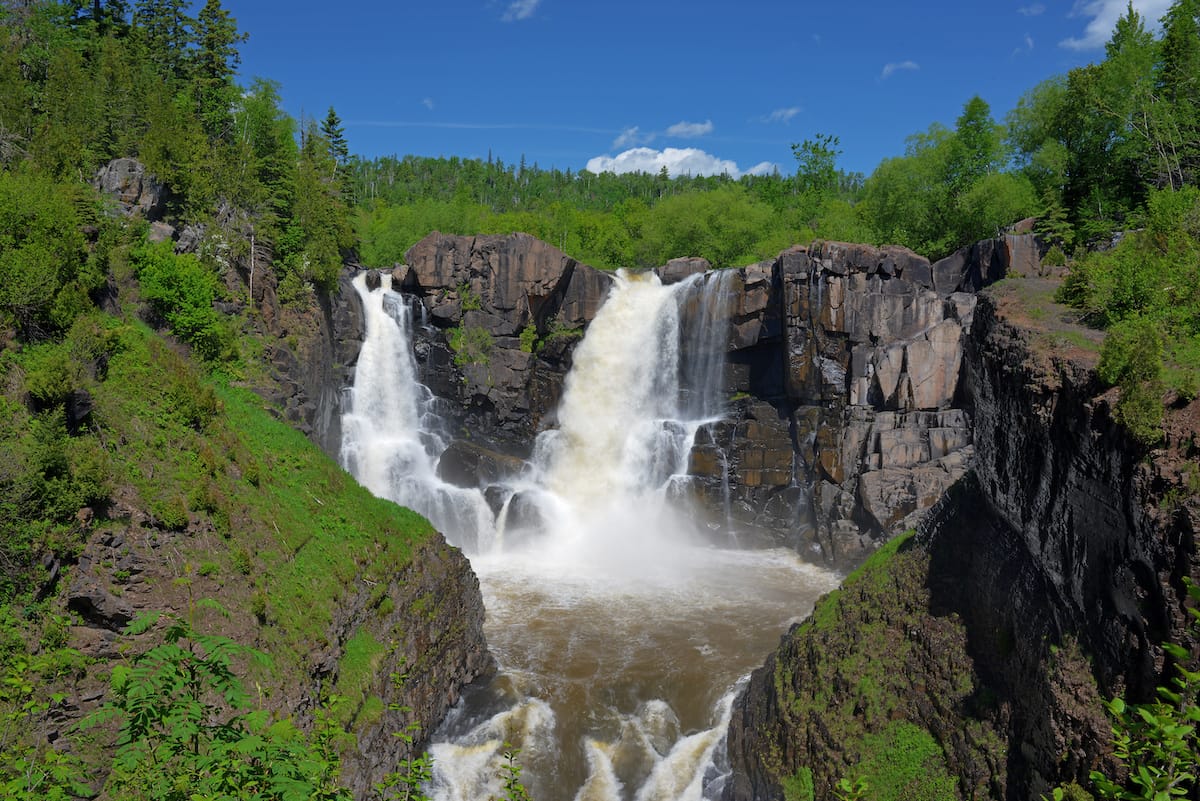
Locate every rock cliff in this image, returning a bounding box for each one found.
[76,159,492,798]
[725,286,1200,800]
[373,232,1043,569]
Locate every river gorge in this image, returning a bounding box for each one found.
[340,268,839,799]
[269,229,1197,800]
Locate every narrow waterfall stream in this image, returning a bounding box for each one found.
[341,270,839,801]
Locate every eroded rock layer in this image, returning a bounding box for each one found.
[725,291,1200,800]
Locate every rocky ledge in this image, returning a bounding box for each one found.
[725,287,1200,800]
[348,231,1043,569]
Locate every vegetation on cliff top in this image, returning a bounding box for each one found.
[767,532,1004,801]
[0,2,437,794]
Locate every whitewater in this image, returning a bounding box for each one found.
[341,269,839,801]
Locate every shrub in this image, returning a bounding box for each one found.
[1043,244,1067,267]
[1098,317,1165,446]
[132,240,231,362]
[448,324,493,367]
[519,322,538,353]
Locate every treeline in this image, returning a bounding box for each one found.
[348,90,1050,270]
[0,0,353,296]
[352,2,1198,275]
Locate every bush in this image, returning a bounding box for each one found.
[132,240,231,362]
[1043,244,1067,267]
[1098,317,1165,445]
[448,324,493,366]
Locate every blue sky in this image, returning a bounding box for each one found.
[224,0,1174,178]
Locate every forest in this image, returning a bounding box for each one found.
[0,0,1197,799]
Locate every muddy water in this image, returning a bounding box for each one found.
[428,547,838,801]
[341,269,841,801]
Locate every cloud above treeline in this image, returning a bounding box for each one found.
[1060,0,1170,49]
[611,119,713,148]
[585,147,775,179]
[880,60,919,79]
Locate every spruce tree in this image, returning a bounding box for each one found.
[133,0,193,82]
[191,0,246,140]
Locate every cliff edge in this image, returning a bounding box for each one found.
[726,282,1200,800]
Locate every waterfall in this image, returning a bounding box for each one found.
[340,273,496,552]
[340,266,838,801]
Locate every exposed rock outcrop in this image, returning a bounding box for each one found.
[93,157,171,221]
[368,231,1041,569]
[725,289,1200,800]
[398,232,614,451]
[333,537,493,798]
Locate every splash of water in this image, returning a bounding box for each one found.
[340,267,838,801]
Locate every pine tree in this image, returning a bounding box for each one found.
[132,0,193,82]
[319,106,348,170]
[191,0,246,140]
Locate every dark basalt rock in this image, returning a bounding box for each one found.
[724,292,1199,801]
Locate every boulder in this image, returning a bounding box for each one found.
[93,158,170,221]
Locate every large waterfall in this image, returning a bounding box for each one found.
[341,270,838,801]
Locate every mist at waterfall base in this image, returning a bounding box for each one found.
[341,270,839,801]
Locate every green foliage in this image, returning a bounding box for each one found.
[0,648,89,800]
[834,776,870,801]
[1087,579,1200,801]
[782,766,816,801]
[496,747,532,801]
[132,240,231,362]
[1098,317,1165,445]
[1044,244,1068,267]
[518,322,538,354]
[448,324,493,367]
[1059,186,1200,442]
[82,608,353,801]
[0,170,92,340]
[852,721,958,801]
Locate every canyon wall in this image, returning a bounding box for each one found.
[725,288,1200,800]
[367,231,1040,568]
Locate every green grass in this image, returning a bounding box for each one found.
[765,529,1000,800]
[84,319,435,701]
[335,630,388,725]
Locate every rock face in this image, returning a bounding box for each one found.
[724,291,1200,800]
[334,537,493,798]
[686,241,984,566]
[357,232,1040,568]
[93,157,171,221]
[397,232,613,451]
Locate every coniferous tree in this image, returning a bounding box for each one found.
[132,0,192,82]
[191,0,245,140]
[319,105,348,170]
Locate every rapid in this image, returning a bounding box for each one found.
[340,269,839,801]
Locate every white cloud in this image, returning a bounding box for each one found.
[585,147,774,179]
[1025,33,1035,49]
[421,97,434,110]
[1017,3,1045,15]
[1060,0,1170,50]
[762,106,802,124]
[501,0,541,22]
[613,126,654,148]
[881,60,920,79]
[665,119,714,138]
